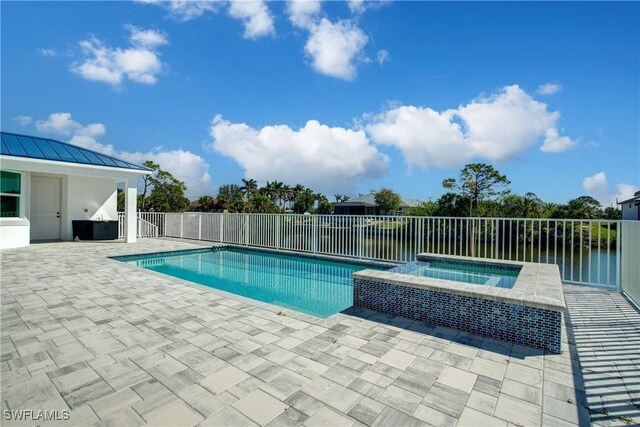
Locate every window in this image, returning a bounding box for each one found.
[1,171,21,218]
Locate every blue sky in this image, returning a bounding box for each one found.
[2,1,638,206]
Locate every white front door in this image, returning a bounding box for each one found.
[31,176,61,241]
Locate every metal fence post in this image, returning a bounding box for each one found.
[358,216,364,259]
[180,214,184,239]
[245,214,250,246]
[276,215,281,250]
[198,214,202,241]
[616,221,622,291]
[219,214,224,242]
[312,215,318,254]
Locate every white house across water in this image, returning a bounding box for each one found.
[618,191,640,221]
[0,131,151,249]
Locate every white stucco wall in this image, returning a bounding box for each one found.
[622,204,639,221]
[0,170,31,249]
[64,175,118,240]
[0,219,30,249]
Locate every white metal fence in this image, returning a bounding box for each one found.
[619,221,640,306]
[118,212,640,294]
[117,212,161,239]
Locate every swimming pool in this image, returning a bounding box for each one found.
[114,247,388,317]
[388,259,520,288]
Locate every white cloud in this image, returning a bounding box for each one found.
[286,0,321,29]
[376,49,389,65]
[367,106,467,168]
[137,0,221,22]
[347,0,366,14]
[347,0,389,14]
[35,112,212,198]
[123,150,213,198]
[71,26,168,86]
[40,48,56,57]
[286,2,369,80]
[36,113,104,137]
[366,85,576,169]
[13,115,33,126]
[209,115,389,194]
[127,25,169,49]
[305,18,368,80]
[583,171,639,206]
[583,172,608,202]
[541,128,577,153]
[228,0,275,39]
[537,83,562,95]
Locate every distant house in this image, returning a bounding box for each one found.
[333,193,421,215]
[618,191,640,220]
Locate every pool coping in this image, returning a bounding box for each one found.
[110,243,399,270]
[353,252,566,312]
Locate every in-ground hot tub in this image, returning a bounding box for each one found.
[353,253,566,353]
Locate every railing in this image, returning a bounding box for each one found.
[117,213,161,239]
[117,212,640,295]
[619,221,640,306]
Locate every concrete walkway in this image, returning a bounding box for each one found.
[0,239,636,426]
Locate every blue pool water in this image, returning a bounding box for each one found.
[390,260,520,288]
[115,248,387,317]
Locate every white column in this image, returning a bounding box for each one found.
[124,176,137,243]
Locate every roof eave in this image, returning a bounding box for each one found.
[1,154,152,177]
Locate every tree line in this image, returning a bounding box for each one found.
[118,161,621,220]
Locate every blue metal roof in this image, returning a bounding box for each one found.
[0,131,151,172]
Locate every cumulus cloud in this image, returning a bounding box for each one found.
[347,0,390,14]
[13,115,33,126]
[34,112,212,198]
[209,115,389,194]
[36,113,104,137]
[583,171,639,207]
[537,83,562,95]
[366,85,576,169]
[127,25,169,49]
[228,0,275,39]
[541,128,577,152]
[123,150,213,197]
[286,0,321,29]
[71,26,168,86]
[139,0,274,39]
[286,1,369,80]
[304,18,368,80]
[40,48,56,57]
[137,0,221,22]
[376,49,389,65]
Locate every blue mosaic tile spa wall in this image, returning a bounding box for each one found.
[353,278,562,353]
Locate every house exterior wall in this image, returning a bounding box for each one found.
[621,203,639,220]
[1,154,147,249]
[1,171,118,248]
[0,170,30,249]
[0,218,30,249]
[64,175,118,240]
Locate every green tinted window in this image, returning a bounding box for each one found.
[0,195,19,217]
[1,171,20,194]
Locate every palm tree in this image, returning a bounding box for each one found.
[266,181,284,207]
[282,184,292,210]
[240,178,258,199]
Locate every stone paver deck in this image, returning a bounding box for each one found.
[1,239,637,426]
[564,287,640,426]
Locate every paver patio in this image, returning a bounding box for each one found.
[1,239,638,426]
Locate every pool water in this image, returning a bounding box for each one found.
[115,248,386,317]
[390,260,520,288]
